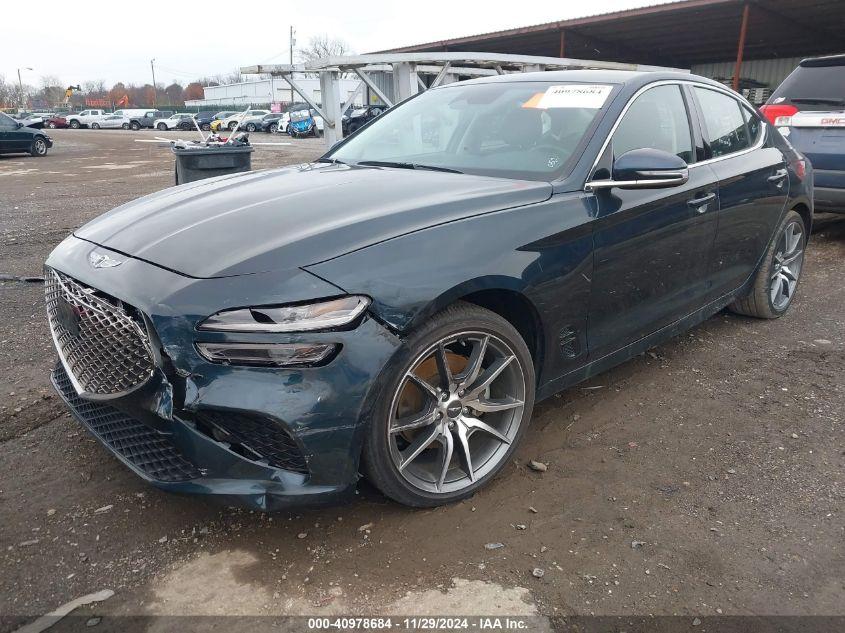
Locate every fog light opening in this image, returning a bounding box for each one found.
[195,342,337,367]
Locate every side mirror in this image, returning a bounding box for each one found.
[589,148,689,190]
[16,122,23,129]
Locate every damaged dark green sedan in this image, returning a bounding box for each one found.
[46,69,811,508]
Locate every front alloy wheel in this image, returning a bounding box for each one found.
[364,303,534,506]
[31,138,47,156]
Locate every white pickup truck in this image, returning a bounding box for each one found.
[66,109,109,129]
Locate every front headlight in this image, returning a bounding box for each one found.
[197,296,370,333]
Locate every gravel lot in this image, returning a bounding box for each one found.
[1,129,843,629]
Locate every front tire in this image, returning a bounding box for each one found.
[245,123,257,132]
[69,120,80,129]
[730,210,806,319]
[157,123,167,131]
[91,123,100,129]
[363,302,535,507]
[228,121,238,131]
[47,121,57,129]
[130,121,141,131]
[30,137,48,157]
[268,123,278,134]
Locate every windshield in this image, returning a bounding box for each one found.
[328,81,614,181]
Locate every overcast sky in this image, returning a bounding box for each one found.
[2,0,674,88]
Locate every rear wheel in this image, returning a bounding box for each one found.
[47,121,57,129]
[268,123,278,134]
[245,123,257,132]
[30,137,48,157]
[228,121,238,131]
[201,123,211,131]
[121,123,130,130]
[363,302,535,507]
[730,210,806,319]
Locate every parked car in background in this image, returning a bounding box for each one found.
[209,112,238,132]
[67,110,108,129]
[16,112,52,128]
[127,110,166,130]
[0,111,52,156]
[276,112,290,134]
[96,114,131,130]
[194,111,218,131]
[257,113,283,133]
[177,115,202,131]
[45,114,69,129]
[342,105,386,134]
[763,54,845,213]
[43,70,813,509]
[153,113,195,131]
[220,109,270,131]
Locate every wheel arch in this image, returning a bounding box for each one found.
[393,277,544,375]
[791,200,813,237]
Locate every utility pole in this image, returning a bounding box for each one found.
[16,67,32,111]
[150,58,157,106]
[289,26,296,105]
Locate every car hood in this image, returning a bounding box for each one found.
[74,163,552,278]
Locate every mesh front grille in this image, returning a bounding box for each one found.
[52,363,201,483]
[198,411,309,475]
[45,267,155,398]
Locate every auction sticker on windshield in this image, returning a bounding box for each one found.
[523,84,613,109]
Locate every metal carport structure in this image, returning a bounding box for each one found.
[241,52,682,146]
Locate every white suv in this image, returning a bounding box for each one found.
[153,113,196,131]
[220,109,270,131]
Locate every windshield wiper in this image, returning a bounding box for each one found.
[357,160,463,174]
[316,157,346,165]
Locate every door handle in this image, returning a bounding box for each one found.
[687,192,717,213]
[768,170,788,188]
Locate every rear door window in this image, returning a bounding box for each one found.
[694,87,751,157]
[612,84,694,163]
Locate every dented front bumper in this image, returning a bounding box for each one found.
[45,235,401,510]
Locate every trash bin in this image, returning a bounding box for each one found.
[172,144,254,185]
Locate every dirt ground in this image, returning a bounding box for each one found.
[1,129,843,631]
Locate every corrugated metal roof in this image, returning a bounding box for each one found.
[380,0,845,67]
[377,0,703,53]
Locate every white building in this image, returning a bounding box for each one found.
[185,77,365,108]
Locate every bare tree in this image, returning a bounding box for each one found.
[39,75,65,107]
[297,35,352,65]
[164,82,184,106]
[0,75,15,107]
[82,80,107,97]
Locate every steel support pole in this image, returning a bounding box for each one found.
[319,70,343,146]
[732,3,750,91]
[392,62,420,103]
